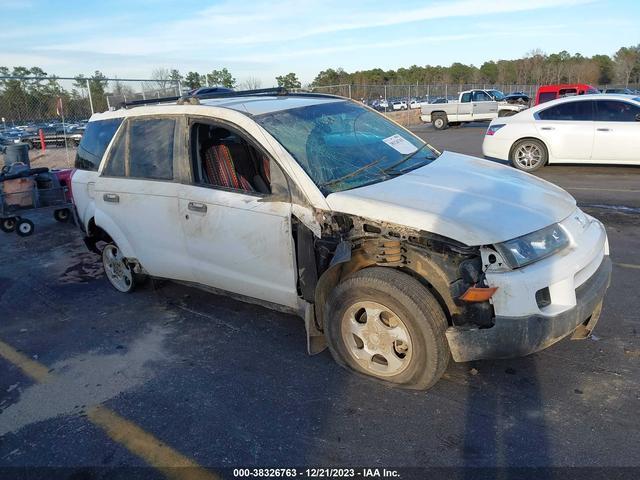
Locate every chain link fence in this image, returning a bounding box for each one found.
[2,76,639,169]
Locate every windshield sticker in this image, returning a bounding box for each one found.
[382,134,418,155]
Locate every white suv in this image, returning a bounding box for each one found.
[72,90,611,390]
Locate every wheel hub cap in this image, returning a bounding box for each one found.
[341,301,413,377]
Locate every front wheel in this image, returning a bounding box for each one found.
[510,138,548,172]
[102,243,138,293]
[16,219,34,237]
[325,267,450,390]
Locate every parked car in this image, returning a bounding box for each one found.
[602,88,635,95]
[409,100,422,109]
[72,91,611,390]
[391,100,407,111]
[534,84,599,105]
[430,97,448,104]
[420,89,527,130]
[504,92,531,105]
[482,94,640,171]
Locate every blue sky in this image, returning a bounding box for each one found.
[1,0,638,85]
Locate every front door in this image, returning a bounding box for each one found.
[471,90,498,120]
[592,99,640,163]
[178,120,299,309]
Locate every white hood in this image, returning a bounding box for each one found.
[325,151,576,246]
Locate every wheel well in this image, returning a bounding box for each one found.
[87,217,112,243]
[431,111,446,119]
[509,136,549,161]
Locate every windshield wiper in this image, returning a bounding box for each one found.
[380,143,429,174]
[319,156,387,188]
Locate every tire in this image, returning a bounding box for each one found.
[510,138,548,172]
[102,243,140,293]
[432,113,448,130]
[16,219,34,237]
[54,208,70,222]
[325,267,450,390]
[1,217,17,233]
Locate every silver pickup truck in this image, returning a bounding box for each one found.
[421,89,527,130]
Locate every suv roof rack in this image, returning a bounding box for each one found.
[119,87,341,109]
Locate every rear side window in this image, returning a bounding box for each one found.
[537,92,557,104]
[538,101,594,121]
[100,118,176,180]
[461,93,471,103]
[75,118,123,171]
[129,119,175,180]
[595,101,640,122]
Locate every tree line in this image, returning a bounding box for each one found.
[1,45,638,123]
[311,46,640,87]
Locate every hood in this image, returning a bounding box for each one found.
[325,151,576,246]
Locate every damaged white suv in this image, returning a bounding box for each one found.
[72,90,611,390]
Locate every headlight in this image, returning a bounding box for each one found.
[494,223,569,268]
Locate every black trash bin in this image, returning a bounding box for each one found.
[3,143,30,169]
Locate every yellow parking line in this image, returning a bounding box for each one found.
[616,262,640,270]
[88,405,219,480]
[0,339,51,383]
[0,337,219,480]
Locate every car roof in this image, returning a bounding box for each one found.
[530,93,639,112]
[89,94,346,122]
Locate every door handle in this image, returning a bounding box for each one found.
[188,202,207,213]
[103,193,119,203]
[597,128,611,132]
[540,127,555,130]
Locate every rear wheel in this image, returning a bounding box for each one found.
[510,138,548,172]
[16,219,34,237]
[1,217,17,233]
[432,113,448,130]
[325,267,450,390]
[102,243,138,293]
[54,208,70,222]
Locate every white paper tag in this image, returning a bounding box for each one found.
[382,134,417,155]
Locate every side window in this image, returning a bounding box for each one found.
[190,122,271,195]
[102,125,127,177]
[595,101,640,122]
[472,91,491,102]
[460,93,471,103]
[129,119,175,180]
[75,118,123,171]
[537,101,593,121]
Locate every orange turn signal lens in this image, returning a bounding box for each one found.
[460,286,498,302]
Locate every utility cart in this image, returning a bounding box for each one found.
[0,166,73,237]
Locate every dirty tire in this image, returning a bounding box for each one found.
[510,138,548,172]
[1,217,17,233]
[432,113,448,130]
[325,267,450,390]
[53,208,71,222]
[16,218,34,237]
[101,243,139,293]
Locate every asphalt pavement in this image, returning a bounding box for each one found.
[0,124,639,479]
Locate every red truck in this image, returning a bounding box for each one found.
[535,83,599,105]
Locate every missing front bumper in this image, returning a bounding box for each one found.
[446,256,612,362]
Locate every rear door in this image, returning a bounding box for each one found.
[471,90,498,120]
[534,100,595,161]
[455,92,473,121]
[592,99,640,163]
[94,115,193,281]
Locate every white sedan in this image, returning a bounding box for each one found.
[482,94,640,171]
